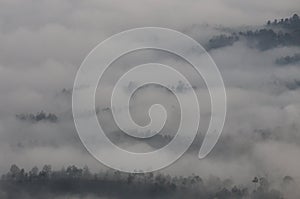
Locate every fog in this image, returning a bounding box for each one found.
[0,0,299,198]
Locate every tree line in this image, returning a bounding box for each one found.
[16,111,58,123]
[0,164,293,199]
[206,14,300,51]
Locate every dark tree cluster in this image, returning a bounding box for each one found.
[275,53,300,65]
[16,111,58,123]
[238,28,299,50]
[206,14,300,51]
[206,34,239,50]
[244,14,300,50]
[0,164,289,199]
[267,14,300,30]
[284,79,300,90]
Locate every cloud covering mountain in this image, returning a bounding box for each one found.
[0,0,300,198]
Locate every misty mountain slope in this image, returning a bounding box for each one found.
[0,0,300,197]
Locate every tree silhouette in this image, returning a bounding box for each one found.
[252,177,258,190]
[0,164,286,199]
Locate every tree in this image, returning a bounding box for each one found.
[29,166,39,180]
[252,177,258,190]
[83,166,92,179]
[9,164,20,180]
[282,175,294,188]
[10,164,20,175]
[292,14,299,20]
[36,111,46,121]
[66,165,83,178]
[258,177,269,192]
[39,164,52,179]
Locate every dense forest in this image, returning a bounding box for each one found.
[0,164,294,199]
[206,14,300,51]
